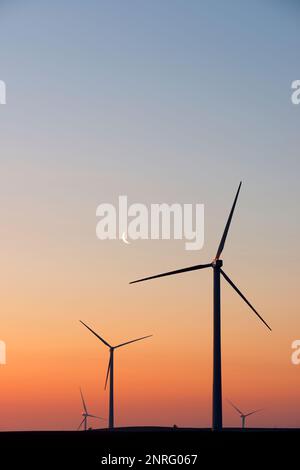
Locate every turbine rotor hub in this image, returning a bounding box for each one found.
[212,259,223,268]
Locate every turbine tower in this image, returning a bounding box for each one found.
[77,388,105,431]
[80,321,152,429]
[130,182,271,431]
[228,400,262,429]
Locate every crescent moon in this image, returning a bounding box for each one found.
[122,232,130,244]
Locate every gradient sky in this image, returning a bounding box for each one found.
[0,0,300,430]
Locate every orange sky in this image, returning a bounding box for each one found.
[1,199,299,430]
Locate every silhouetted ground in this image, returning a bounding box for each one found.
[0,427,299,466]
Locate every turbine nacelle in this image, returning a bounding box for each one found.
[212,259,223,268]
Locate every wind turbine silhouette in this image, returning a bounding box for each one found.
[80,321,152,429]
[130,182,271,431]
[228,400,262,429]
[77,388,105,431]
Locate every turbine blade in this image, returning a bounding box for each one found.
[244,409,263,417]
[104,355,112,390]
[115,334,153,349]
[80,321,111,348]
[77,418,85,431]
[130,263,212,284]
[80,388,88,414]
[87,414,105,420]
[227,399,243,416]
[221,269,272,331]
[215,182,242,260]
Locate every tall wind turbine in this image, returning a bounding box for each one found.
[77,388,105,431]
[130,182,271,431]
[228,400,262,429]
[80,321,152,429]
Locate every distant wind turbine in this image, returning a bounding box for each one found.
[80,321,152,429]
[228,400,262,429]
[130,182,271,431]
[77,388,105,431]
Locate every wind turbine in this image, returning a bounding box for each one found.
[130,182,271,431]
[80,321,152,429]
[77,388,105,431]
[228,400,262,429]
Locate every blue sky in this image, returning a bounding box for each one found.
[1,0,299,254]
[0,0,299,283]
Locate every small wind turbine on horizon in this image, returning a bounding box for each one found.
[130,182,271,431]
[77,388,105,431]
[80,321,152,429]
[228,400,263,429]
